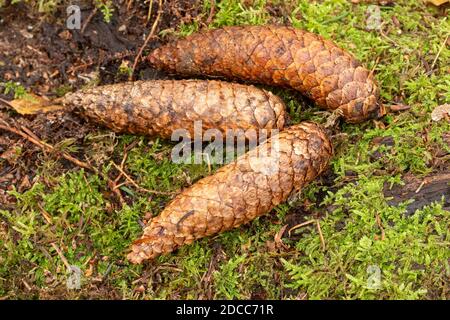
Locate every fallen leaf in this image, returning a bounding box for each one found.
[84,264,94,278]
[426,0,449,5]
[18,175,31,193]
[135,285,145,293]
[9,94,64,115]
[351,0,395,4]
[431,104,450,122]
[0,143,22,164]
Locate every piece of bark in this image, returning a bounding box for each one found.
[384,172,450,215]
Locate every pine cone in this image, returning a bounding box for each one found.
[148,25,383,123]
[128,122,333,263]
[63,80,287,139]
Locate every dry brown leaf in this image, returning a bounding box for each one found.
[0,145,21,164]
[84,264,94,278]
[426,0,449,5]
[18,175,31,193]
[9,94,64,115]
[431,104,450,122]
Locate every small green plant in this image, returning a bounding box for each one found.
[213,255,247,299]
[117,60,133,78]
[0,81,27,98]
[54,84,72,97]
[95,0,114,23]
[205,0,270,27]
[0,0,61,13]
[36,0,60,13]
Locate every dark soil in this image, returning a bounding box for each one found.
[0,0,204,299]
[0,0,202,209]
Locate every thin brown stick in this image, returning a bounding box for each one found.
[206,0,216,25]
[430,34,449,72]
[22,279,32,291]
[111,162,175,195]
[0,119,127,206]
[0,97,14,108]
[415,181,426,194]
[110,141,138,204]
[288,219,315,237]
[81,7,98,34]
[274,224,289,250]
[388,104,411,112]
[379,22,401,48]
[107,177,126,206]
[316,219,326,251]
[114,140,138,184]
[67,61,95,75]
[0,122,92,170]
[20,125,45,143]
[51,243,71,270]
[129,0,163,80]
[127,0,134,11]
[147,0,154,22]
[37,203,53,225]
[114,149,128,184]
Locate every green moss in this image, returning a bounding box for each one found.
[283,177,449,299]
[2,0,449,300]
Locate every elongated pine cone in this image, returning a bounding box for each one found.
[128,122,333,263]
[62,80,287,139]
[148,25,383,123]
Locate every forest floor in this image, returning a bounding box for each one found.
[0,0,449,299]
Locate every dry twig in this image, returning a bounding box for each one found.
[111,162,175,196]
[0,118,127,206]
[0,120,91,170]
[430,34,449,72]
[316,220,326,251]
[51,243,71,270]
[206,0,216,24]
[130,0,163,80]
[81,7,98,34]
[288,219,315,237]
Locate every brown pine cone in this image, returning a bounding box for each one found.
[128,122,333,263]
[148,25,383,123]
[62,80,287,139]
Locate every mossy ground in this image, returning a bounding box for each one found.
[0,0,449,299]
